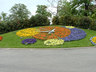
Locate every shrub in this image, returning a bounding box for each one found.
[29,16,36,27]
[78,17,92,29]
[90,20,96,31]
[30,14,50,26]
[71,16,80,27]
[0,19,30,34]
[59,15,74,26]
[52,16,59,25]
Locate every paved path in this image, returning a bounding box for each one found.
[0,47,96,72]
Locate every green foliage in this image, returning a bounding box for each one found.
[30,14,50,26]
[70,0,93,16]
[29,16,36,27]
[57,0,95,16]
[52,16,59,25]
[0,12,8,23]
[36,5,51,17]
[0,19,30,34]
[1,12,7,21]
[90,19,96,30]
[58,0,72,16]
[9,3,30,21]
[91,8,96,19]
[78,17,92,29]
[59,15,74,26]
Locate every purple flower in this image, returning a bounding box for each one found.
[61,28,86,41]
[22,39,37,45]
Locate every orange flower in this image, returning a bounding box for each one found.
[32,26,71,40]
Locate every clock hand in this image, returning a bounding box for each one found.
[48,29,55,34]
[40,31,50,32]
[40,27,49,31]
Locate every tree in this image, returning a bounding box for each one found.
[57,0,73,16]
[70,0,94,16]
[47,0,60,16]
[0,16,1,22]
[57,0,96,16]
[36,5,51,17]
[9,3,30,21]
[1,12,7,21]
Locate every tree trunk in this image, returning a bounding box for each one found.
[84,3,89,16]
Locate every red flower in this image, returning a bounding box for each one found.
[0,36,3,41]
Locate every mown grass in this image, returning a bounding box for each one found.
[0,26,95,48]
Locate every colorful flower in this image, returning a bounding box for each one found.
[65,26,75,29]
[16,28,40,37]
[0,36,3,41]
[33,26,71,40]
[44,39,64,46]
[61,28,86,41]
[22,39,37,45]
[90,36,96,45]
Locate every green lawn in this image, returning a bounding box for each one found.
[0,26,95,48]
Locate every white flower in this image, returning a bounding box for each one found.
[44,39,64,46]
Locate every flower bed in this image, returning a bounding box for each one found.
[44,39,64,46]
[0,36,3,41]
[33,26,71,40]
[16,28,40,37]
[90,36,96,46]
[22,39,37,45]
[16,26,86,45]
[65,26,75,29]
[61,28,86,41]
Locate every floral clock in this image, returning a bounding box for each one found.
[16,26,86,46]
[33,26,71,40]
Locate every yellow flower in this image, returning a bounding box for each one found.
[44,39,64,46]
[92,37,96,43]
[16,28,40,37]
[65,26,75,29]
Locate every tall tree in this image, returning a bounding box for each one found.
[57,0,73,16]
[47,0,60,16]
[9,3,30,21]
[70,0,94,16]
[57,0,96,16]
[36,5,51,17]
[1,12,7,21]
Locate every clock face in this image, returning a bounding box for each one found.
[16,26,86,42]
[32,26,71,40]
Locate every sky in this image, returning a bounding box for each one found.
[0,0,57,16]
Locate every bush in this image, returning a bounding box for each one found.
[78,17,92,29]
[0,14,50,34]
[30,14,50,26]
[90,20,96,30]
[0,19,30,34]
[29,16,36,27]
[52,16,59,25]
[59,15,73,26]
[71,16,80,27]
[59,15,79,26]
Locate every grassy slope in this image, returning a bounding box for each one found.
[0,26,95,48]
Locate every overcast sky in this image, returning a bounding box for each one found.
[0,0,58,16]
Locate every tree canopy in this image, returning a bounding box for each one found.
[57,0,96,16]
[36,5,51,17]
[9,3,30,21]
